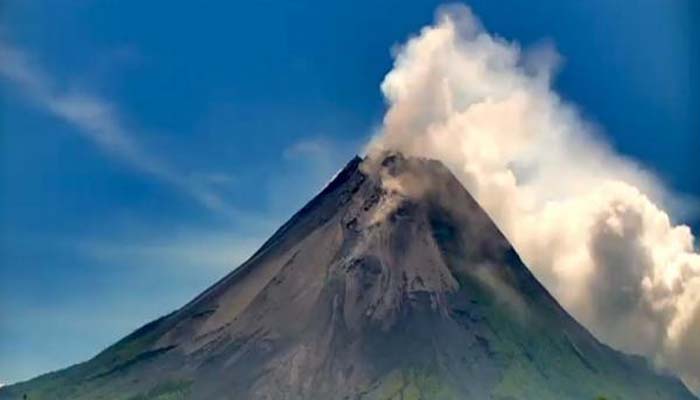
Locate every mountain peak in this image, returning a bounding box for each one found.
[2,154,695,400]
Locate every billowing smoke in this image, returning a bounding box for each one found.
[368,5,700,391]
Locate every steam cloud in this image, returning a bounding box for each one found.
[368,5,700,391]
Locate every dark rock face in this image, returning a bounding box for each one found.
[2,154,696,400]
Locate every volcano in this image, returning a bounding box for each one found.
[2,154,695,400]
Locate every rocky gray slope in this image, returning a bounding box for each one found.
[1,153,695,400]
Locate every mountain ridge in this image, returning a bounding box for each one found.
[1,153,695,400]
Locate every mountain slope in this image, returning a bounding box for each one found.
[1,153,695,400]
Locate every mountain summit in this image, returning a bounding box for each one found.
[2,153,695,400]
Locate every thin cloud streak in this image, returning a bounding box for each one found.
[0,41,257,223]
[77,231,262,276]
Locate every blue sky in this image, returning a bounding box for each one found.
[0,0,698,385]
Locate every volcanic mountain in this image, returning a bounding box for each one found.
[2,154,695,400]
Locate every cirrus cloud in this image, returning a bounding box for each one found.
[0,40,257,223]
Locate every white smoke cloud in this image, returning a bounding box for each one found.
[368,5,700,392]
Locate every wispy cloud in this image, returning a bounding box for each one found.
[0,41,255,222]
[77,230,262,276]
[283,137,332,160]
[268,136,362,214]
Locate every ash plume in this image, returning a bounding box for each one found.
[368,4,700,391]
